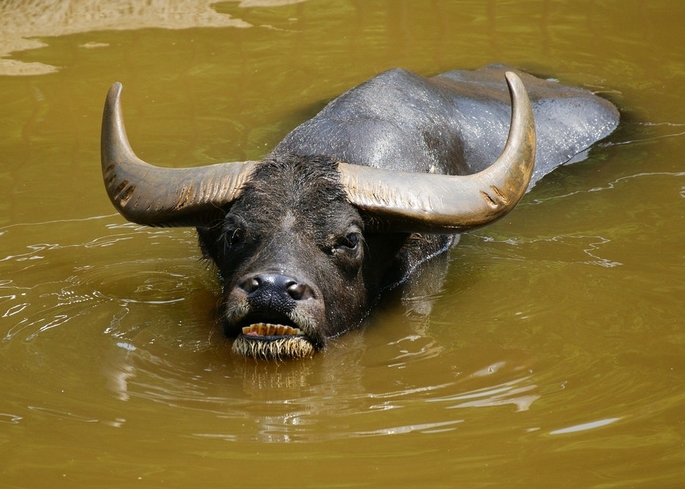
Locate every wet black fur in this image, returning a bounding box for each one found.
[193,65,619,351]
[197,154,447,345]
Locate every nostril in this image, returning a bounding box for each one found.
[240,276,261,293]
[238,273,315,302]
[286,282,314,301]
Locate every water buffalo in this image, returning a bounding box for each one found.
[100,64,619,360]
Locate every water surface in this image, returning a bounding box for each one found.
[1,1,684,487]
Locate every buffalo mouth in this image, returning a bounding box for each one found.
[231,321,317,360]
[242,323,303,338]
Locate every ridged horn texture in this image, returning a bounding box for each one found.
[101,82,257,227]
[338,71,536,234]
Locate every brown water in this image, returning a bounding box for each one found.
[1,0,685,487]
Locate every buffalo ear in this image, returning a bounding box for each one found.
[339,71,536,234]
[196,225,222,263]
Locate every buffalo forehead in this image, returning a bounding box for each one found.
[230,156,361,242]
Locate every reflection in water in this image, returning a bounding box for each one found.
[237,0,307,6]
[549,417,621,435]
[529,169,685,207]
[0,0,254,75]
[0,216,656,448]
[0,0,314,75]
[477,234,624,268]
[95,274,540,444]
[0,221,533,445]
[0,220,209,373]
[100,338,539,443]
[428,376,539,413]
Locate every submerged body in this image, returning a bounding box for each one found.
[99,65,619,359]
[275,65,617,185]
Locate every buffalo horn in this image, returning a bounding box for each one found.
[338,71,536,234]
[101,82,257,227]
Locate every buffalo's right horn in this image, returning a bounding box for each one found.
[338,71,536,234]
[101,82,257,227]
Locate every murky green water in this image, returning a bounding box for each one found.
[2,0,685,487]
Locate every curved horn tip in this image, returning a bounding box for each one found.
[504,70,521,85]
[106,82,123,104]
[503,71,528,100]
[504,70,519,83]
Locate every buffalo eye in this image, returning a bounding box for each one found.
[220,224,246,254]
[228,228,244,246]
[327,229,363,277]
[328,229,363,255]
[335,232,361,251]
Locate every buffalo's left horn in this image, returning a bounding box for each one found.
[101,82,257,227]
[338,71,536,234]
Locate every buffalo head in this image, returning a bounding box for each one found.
[100,72,535,360]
